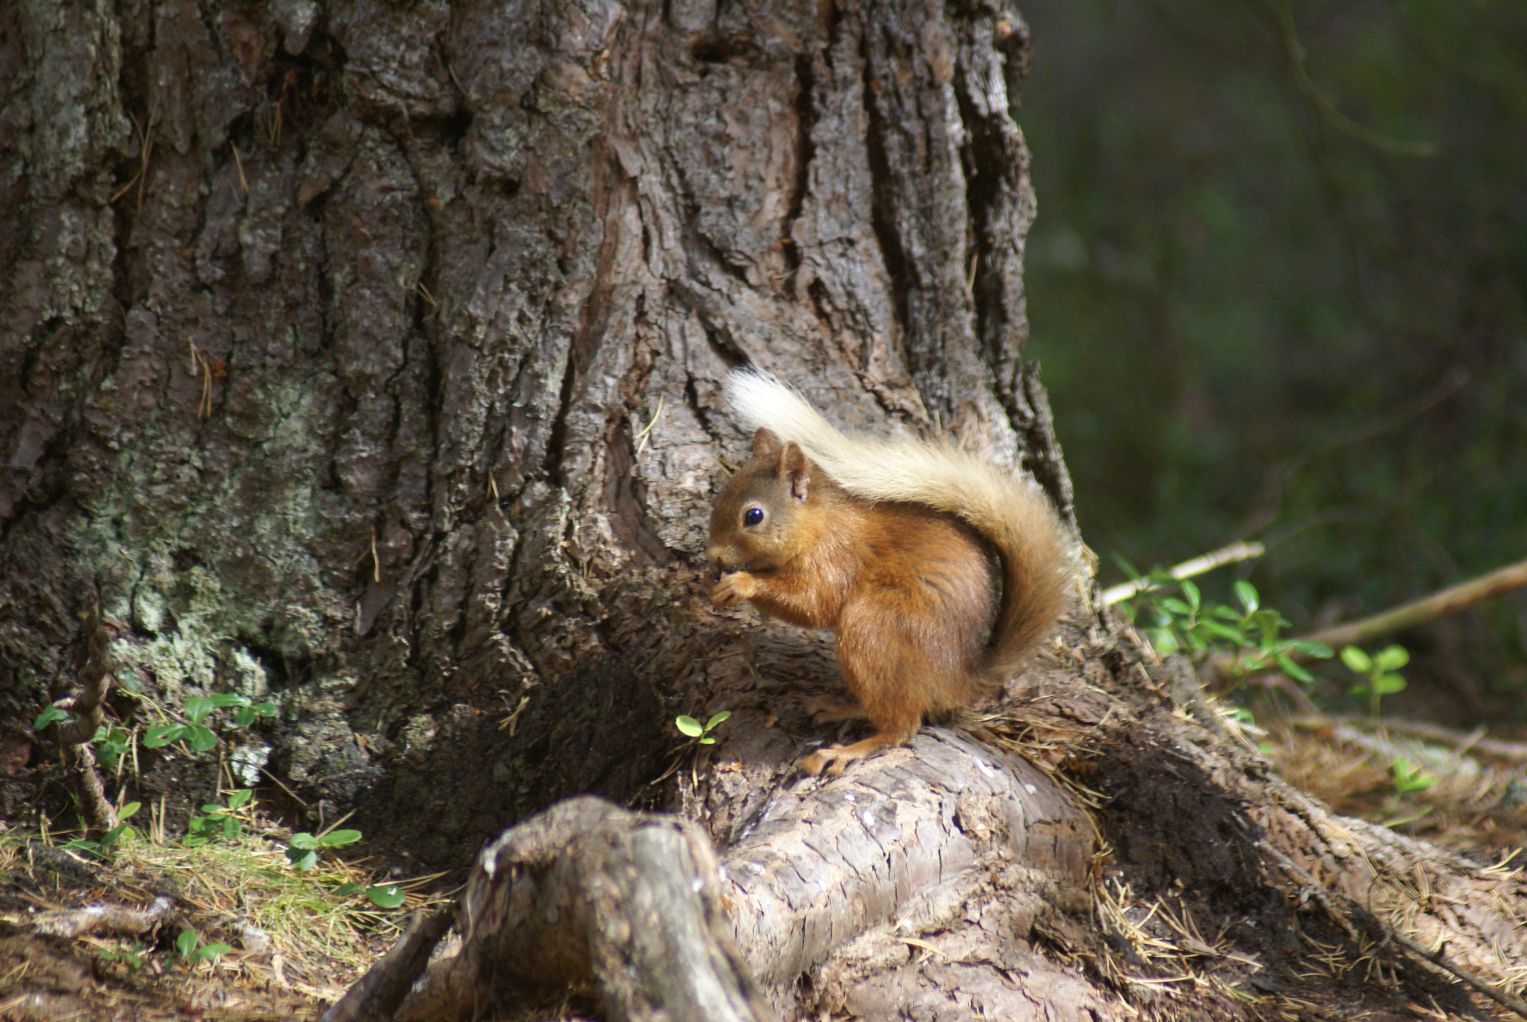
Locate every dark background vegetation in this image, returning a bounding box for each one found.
[1019,1,1526,718]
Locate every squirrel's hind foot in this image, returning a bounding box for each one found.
[800,731,908,776]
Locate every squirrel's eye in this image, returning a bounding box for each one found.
[743,506,765,527]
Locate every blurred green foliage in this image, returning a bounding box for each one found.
[1021,1,1526,713]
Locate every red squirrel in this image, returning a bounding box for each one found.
[707,370,1071,775]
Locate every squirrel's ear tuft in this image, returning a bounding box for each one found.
[780,442,811,501]
[752,427,782,459]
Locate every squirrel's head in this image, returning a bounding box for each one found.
[707,427,826,571]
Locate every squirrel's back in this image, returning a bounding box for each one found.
[726,369,1070,684]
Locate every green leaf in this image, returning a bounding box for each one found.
[99,823,131,849]
[704,710,732,731]
[210,693,247,708]
[1197,620,1245,644]
[365,885,406,909]
[185,725,218,751]
[118,801,141,821]
[1211,605,1243,622]
[226,789,252,810]
[318,829,362,848]
[333,882,364,897]
[1276,654,1314,685]
[289,832,318,850]
[176,928,198,958]
[94,726,129,768]
[1340,646,1373,673]
[142,724,185,748]
[699,736,716,745]
[287,849,318,871]
[221,816,240,840]
[675,715,703,738]
[1235,652,1269,675]
[195,942,231,962]
[184,696,215,724]
[251,701,277,718]
[1374,673,1407,695]
[1251,610,1281,645]
[34,706,72,731]
[1374,645,1410,671]
[1159,598,1192,617]
[183,834,209,848]
[232,706,255,728]
[1180,580,1201,612]
[1234,580,1259,613]
[1151,630,1180,655]
[1391,757,1435,795]
[1287,640,1334,659]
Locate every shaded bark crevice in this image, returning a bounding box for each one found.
[857,14,916,380]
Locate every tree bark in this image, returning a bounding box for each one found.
[3,1,1524,1020]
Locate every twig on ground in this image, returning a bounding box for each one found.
[1102,541,1266,606]
[33,895,175,940]
[1211,556,1527,680]
[1299,557,1527,652]
[1294,716,1527,764]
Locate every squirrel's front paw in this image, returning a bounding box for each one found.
[711,571,758,608]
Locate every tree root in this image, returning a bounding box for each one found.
[48,595,117,835]
[328,729,1095,1022]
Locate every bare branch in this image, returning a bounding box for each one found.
[1102,541,1265,606]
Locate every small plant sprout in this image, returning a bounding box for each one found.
[1341,644,1409,717]
[97,942,147,972]
[91,725,131,770]
[285,827,363,872]
[1390,756,1435,797]
[184,789,253,847]
[100,801,142,850]
[33,705,73,731]
[61,801,142,857]
[143,692,277,753]
[675,711,731,746]
[175,926,232,966]
[1117,573,1331,683]
[334,881,408,909]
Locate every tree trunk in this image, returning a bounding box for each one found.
[3,1,1523,1020]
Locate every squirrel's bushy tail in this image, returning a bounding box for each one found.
[727,369,1071,682]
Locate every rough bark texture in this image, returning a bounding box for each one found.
[1,0,1059,856]
[5,2,1525,1021]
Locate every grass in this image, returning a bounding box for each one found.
[0,811,447,1017]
